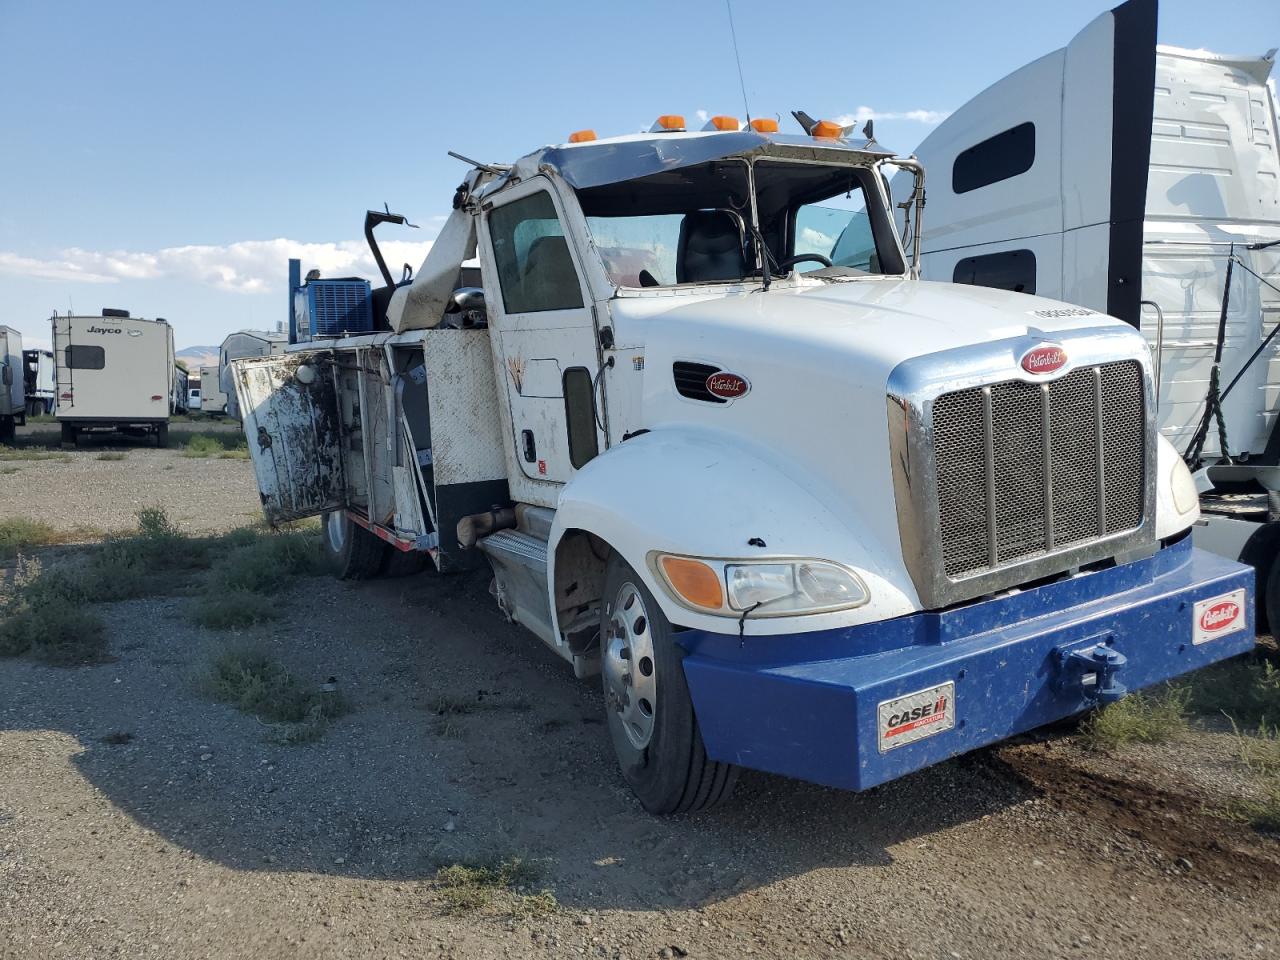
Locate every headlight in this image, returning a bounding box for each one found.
[1170,456,1199,514]
[654,554,869,617]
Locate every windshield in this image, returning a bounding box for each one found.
[578,158,903,287]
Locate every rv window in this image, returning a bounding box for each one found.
[488,191,585,314]
[952,122,1035,194]
[953,249,1037,294]
[66,345,105,370]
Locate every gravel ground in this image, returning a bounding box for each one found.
[1,443,1278,959]
[1,421,260,536]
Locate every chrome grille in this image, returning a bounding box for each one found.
[932,360,1145,581]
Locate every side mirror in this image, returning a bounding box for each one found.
[448,287,485,313]
[1,364,10,387]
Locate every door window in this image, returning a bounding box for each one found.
[489,191,585,313]
[794,184,876,272]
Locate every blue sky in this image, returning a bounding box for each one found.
[1,0,1275,350]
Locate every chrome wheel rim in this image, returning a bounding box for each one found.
[603,581,657,751]
[325,512,346,553]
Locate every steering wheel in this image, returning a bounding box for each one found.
[774,253,833,272]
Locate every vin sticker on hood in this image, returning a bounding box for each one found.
[877,682,955,753]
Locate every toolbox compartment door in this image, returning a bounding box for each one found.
[232,353,345,524]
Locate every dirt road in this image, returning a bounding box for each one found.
[1,440,1277,959]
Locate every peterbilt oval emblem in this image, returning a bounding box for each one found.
[1021,344,1067,375]
[1199,600,1240,633]
[706,372,750,399]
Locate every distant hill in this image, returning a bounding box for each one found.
[176,345,219,369]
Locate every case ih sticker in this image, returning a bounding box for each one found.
[1020,344,1068,375]
[1193,589,1247,645]
[877,681,955,753]
[705,371,750,400]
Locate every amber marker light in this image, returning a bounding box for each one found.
[568,129,597,143]
[811,119,844,139]
[749,117,779,133]
[659,556,725,610]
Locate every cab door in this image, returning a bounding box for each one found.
[232,353,345,524]
[480,180,603,498]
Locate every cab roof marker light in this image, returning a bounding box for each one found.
[702,115,741,132]
[650,114,686,133]
[567,129,597,143]
[810,119,844,140]
[748,117,779,133]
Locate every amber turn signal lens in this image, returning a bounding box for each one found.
[749,117,779,133]
[811,119,843,139]
[659,556,724,610]
[568,129,597,143]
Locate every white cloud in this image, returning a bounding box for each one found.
[0,238,436,294]
[835,106,951,126]
[695,109,709,123]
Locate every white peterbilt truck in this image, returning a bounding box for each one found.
[235,117,1255,814]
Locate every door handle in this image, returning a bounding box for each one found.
[521,429,536,463]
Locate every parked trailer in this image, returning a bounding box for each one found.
[199,364,228,415]
[217,329,286,419]
[172,363,190,415]
[23,348,55,416]
[53,310,175,447]
[0,326,24,443]
[894,0,1280,624]
[236,114,1254,814]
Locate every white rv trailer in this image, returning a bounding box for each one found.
[23,349,55,416]
[53,311,175,446]
[199,364,227,414]
[0,326,24,443]
[217,329,286,419]
[895,0,1280,621]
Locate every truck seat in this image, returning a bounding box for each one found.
[677,211,748,283]
[521,235,582,310]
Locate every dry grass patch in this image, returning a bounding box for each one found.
[433,858,554,916]
[201,642,347,743]
[182,432,249,459]
[1079,685,1190,751]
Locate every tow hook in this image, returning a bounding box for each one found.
[1055,638,1128,705]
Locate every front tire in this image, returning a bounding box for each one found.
[600,554,737,814]
[321,510,388,580]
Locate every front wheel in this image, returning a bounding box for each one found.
[600,554,737,814]
[321,509,388,580]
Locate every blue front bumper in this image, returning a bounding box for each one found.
[679,537,1254,792]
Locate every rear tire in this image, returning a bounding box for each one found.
[60,422,76,448]
[0,416,14,444]
[600,554,737,815]
[321,510,388,580]
[155,423,169,448]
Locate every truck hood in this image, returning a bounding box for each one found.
[611,277,1132,376]
[604,278,1149,608]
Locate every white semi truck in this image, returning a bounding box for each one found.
[53,310,175,446]
[0,326,24,443]
[894,0,1280,627]
[235,116,1255,814]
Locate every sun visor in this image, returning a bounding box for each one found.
[387,207,478,333]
